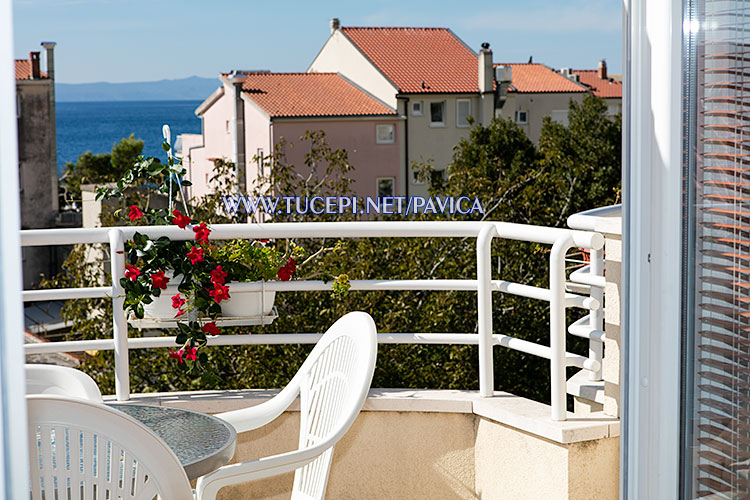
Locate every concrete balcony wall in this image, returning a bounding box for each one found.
[118,389,619,499]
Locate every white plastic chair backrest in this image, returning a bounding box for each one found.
[27,395,193,500]
[289,311,377,500]
[26,364,103,402]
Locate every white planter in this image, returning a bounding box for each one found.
[221,289,276,317]
[142,289,181,319]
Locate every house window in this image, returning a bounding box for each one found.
[456,99,471,128]
[225,120,230,134]
[430,102,445,126]
[515,110,528,124]
[256,148,264,176]
[412,170,425,185]
[376,124,395,144]
[377,177,395,197]
[550,110,569,126]
[411,101,423,116]
[16,93,21,119]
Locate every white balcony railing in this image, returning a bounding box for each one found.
[21,221,605,421]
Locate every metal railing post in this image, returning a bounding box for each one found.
[589,248,604,381]
[109,228,129,400]
[550,236,573,420]
[477,225,495,397]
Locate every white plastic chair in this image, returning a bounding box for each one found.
[27,395,193,500]
[196,311,378,500]
[26,364,103,402]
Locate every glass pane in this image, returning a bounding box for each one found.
[682,0,750,498]
[430,102,443,123]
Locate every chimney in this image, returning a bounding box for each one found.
[41,41,56,81]
[478,42,494,126]
[598,60,607,80]
[230,72,247,194]
[330,18,340,34]
[29,51,41,79]
[478,42,493,93]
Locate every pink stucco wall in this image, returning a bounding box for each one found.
[186,82,401,202]
[270,119,401,198]
[183,82,235,202]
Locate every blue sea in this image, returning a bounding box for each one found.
[56,100,203,175]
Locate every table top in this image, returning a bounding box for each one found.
[109,403,237,480]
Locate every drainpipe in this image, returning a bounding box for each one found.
[41,42,58,215]
[399,96,409,198]
[230,73,246,194]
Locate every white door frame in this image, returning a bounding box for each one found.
[0,0,30,496]
[622,0,683,498]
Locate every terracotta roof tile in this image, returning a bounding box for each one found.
[15,59,47,80]
[496,63,586,93]
[239,72,395,118]
[341,27,479,94]
[571,70,622,98]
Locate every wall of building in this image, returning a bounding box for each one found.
[308,30,399,108]
[183,82,236,202]
[242,97,272,194]
[17,79,57,288]
[404,94,478,198]
[270,117,401,199]
[498,92,586,143]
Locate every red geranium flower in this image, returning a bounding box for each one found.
[210,265,227,286]
[193,222,211,244]
[209,284,231,303]
[174,308,186,318]
[172,209,191,229]
[187,246,204,265]
[277,258,296,281]
[171,294,186,310]
[128,205,143,221]
[169,349,184,364]
[125,265,141,281]
[184,346,197,361]
[201,322,220,336]
[150,270,169,290]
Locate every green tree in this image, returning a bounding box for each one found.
[61,134,144,205]
[48,97,621,404]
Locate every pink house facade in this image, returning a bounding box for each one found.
[180,72,401,203]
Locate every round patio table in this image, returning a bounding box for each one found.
[108,403,237,480]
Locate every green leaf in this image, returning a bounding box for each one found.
[176,333,188,345]
[162,141,171,152]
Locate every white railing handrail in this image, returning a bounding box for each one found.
[20,220,605,421]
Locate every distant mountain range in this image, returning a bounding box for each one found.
[56,76,220,102]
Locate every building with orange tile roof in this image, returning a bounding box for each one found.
[569,61,623,115]
[493,62,589,143]
[15,44,61,289]
[309,19,496,197]
[181,71,401,204]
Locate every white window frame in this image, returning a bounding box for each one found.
[456,99,471,128]
[411,101,423,116]
[515,110,528,125]
[429,101,446,127]
[256,148,265,176]
[375,124,395,144]
[376,177,395,197]
[550,109,569,126]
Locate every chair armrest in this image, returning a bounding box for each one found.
[216,383,299,434]
[194,443,330,500]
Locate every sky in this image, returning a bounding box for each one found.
[12,0,622,84]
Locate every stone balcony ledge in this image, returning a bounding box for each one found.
[105,388,619,445]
